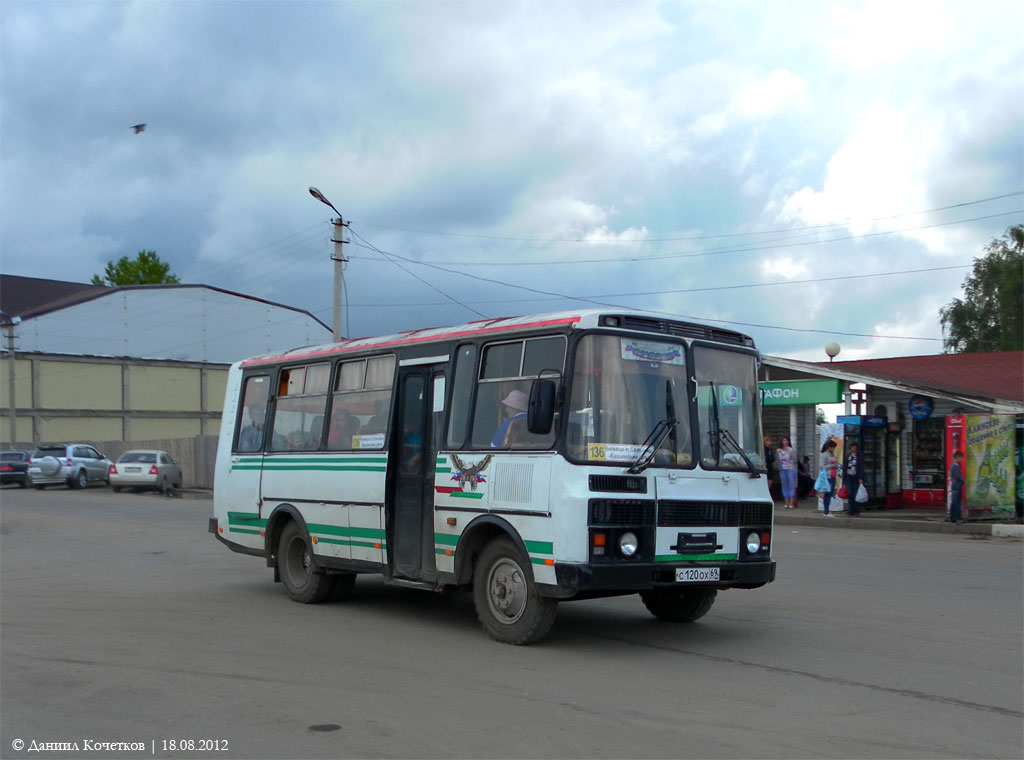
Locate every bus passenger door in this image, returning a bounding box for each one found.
[224,373,272,517]
[390,366,442,580]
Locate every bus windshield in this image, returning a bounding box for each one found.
[693,345,764,472]
[567,334,692,466]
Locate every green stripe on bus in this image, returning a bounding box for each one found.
[227,512,267,528]
[450,491,483,499]
[524,540,553,555]
[435,467,452,473]
[233,456,387,463]
[230,528,262,535]
[654,553,737,562]
[248,465,387,472]
[269,456,388,463]
[308,523,385,540]
[316,537,387,549]
[231,464,387,471]
[434,533,459,546]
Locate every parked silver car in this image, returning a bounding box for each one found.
[29,443,113,489]
[109,450,182,494]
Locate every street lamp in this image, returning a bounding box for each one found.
[308,187,347,342]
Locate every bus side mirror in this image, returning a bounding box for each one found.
[527,379,557,434]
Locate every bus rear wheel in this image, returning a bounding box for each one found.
[473,537,557,645]
[277,522,334,604]
[640,587,717,622]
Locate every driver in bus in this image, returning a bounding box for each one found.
[238,405,264,452]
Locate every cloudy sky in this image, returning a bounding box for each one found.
[2,0,1022,362]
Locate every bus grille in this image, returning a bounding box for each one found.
[588,474,648,493]
[589,499,655,525]
[658,500,773,527]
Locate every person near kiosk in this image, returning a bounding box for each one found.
[818,439,839,517]
[843,441,865,517]
[949,451,966,523]
[778,436,798,509]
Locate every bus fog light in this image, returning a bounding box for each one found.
[619,532,639,557]
[745,532,761,553]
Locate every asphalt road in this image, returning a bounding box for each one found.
[1,485,1021,760]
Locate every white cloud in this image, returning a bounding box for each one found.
[734,69,807,120]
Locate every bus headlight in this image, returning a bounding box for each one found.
[619,532,639,557]
[745,532,761,554]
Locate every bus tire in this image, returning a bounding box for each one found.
[639,587,717,622]
[277,521,334,604]
[473,537,557,645]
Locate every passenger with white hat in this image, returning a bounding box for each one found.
[491,389,528,447]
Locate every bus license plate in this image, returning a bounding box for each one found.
[676,567,719,583]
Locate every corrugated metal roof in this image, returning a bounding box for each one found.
[816,353,1023,403]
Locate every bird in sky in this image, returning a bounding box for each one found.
[131,123,146,134]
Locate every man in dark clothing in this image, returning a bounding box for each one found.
[949,451,966,523]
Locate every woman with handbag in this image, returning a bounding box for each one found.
[843,442,865,516]
[818,439,839,516]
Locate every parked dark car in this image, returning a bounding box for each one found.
[1,450,31,487]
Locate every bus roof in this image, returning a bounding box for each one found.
[238,308,755,367]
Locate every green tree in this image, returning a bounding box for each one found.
[91,250,180,286]
[939,224,1023,353]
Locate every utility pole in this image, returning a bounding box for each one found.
[4,317,19,446]
[330,216,347,343]
[309,187,349,342]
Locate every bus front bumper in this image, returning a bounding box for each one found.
[544,560,776,599]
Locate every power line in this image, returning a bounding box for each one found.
[349,210,1022,267]
[343,231,948,342]
[347,228,487,319]
[351,191,1023,244]
[334,263,972,307]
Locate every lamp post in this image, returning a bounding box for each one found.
[308,187,347,342]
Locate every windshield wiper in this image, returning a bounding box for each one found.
[720,427,760,478]
[628,381,678,474]
[707,380,722,461]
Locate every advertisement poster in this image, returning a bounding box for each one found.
[965,415,1016,518]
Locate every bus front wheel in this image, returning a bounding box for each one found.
[473,537,557,645]
[640,587,717,622]
[277,521,334,604]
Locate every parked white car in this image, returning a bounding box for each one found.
[29,443,113,489]
[109,450,183,494]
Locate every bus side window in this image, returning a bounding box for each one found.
[269,363,329,452]
[446,344,476,449]
[328,354,396,451]
[236,375,270,452]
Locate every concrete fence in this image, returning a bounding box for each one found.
[10,436,220,490]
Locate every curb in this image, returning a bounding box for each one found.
[176,489,1022,539]
[774,511,1023,539]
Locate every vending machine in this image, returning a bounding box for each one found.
[837,415,887,509]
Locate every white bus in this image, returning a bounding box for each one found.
[210,309,776,644]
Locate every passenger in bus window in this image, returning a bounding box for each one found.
[328,407,359,449]
[401,419,422,470]
[491,389,528,448]
[238,405,265,452]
